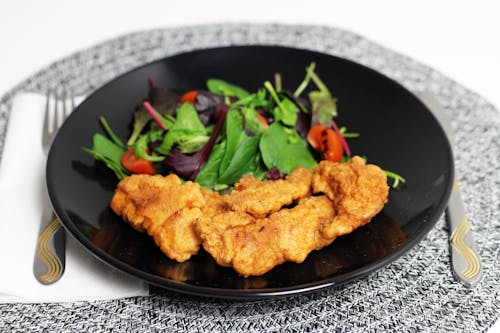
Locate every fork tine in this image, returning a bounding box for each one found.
[70,93,75,114]
[42,91,53,151]
[42,89,74,153]
[64,91,74,118]
[59,90,66,128]
[57,89,67,129]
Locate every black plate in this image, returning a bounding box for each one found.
[46,45,453,299]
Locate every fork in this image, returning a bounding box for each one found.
[33,90,74,285]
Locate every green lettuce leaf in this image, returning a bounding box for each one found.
[207,79,250,99]
[155,103,208,155]
[259,122,317,174]
[83,133,129,179]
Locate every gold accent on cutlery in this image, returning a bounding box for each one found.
[453,181,461,191]
[35,219,64,284]
[449,217,481,279]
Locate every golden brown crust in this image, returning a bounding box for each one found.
[225,167,313,217]
[110,156,389,275]
[110,174,206,262]
[312,156,389,239]
[151,207,203,262]
[110,174,205,232]
[196,196,336,276]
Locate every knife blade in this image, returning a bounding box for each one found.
[417,92,482,287]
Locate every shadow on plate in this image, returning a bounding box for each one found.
[67,207,406,290]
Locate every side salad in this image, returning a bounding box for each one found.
[84,62,405,189]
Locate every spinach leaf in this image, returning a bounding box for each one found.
[91,133,124,165]
[83,133,129,179]
[264,81,298,126]
[173,102,206,132]
[232,89,268,109]
[207,79,250,99]
[249,153,268,180]
[275,97,298,126]
[158,128,209,155]
[195,141,227,188]
[242,107,264,136]
[134,130,165,162]
[99,117,125,148]
[259,123,317,174]
[83,149,128,180]
[156,103,207,155]
[196,107,263,187]
[175,131,210,153]
[216,108,262,184]
[218,109,244,175]
[217,135,260,185]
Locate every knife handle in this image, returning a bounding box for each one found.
[448,181,482,287]
[33,213,66,285]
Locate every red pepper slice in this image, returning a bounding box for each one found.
[255,113,269,129]
[121,148,156,174]
[307,125,343,162]
[180,90,198,104]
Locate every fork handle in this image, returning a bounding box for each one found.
[448,181,482,287]
[33,207,65,285]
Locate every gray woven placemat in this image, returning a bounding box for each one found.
[0,24,498,332]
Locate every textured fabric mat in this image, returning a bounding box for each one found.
[0,24,498,332]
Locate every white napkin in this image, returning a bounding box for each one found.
[0,93,149,303]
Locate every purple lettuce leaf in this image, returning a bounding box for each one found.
[162,104,229,180]
[195,90,236,125]
[265,166,287,180]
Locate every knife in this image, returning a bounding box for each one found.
[417,92,482,287]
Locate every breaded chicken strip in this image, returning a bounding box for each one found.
[197,196,336,277]
[111,174,205,232]
[111,174,225,262]
[199,187,229,217]
[111,156,388,272]
[197,157,389,276]
[312,156,389,239]
[225,167,313,217]
[152,207,203,262]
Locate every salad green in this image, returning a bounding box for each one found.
[84,62,405,189]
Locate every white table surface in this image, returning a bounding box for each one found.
[1,0,499,110]
[1,0,498,331]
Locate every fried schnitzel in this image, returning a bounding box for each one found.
[196,196,336,276]
[110,173,226,262]
[110,156,389,275]
[226,167,312,217]
[196,157,388,276]
[312,156,389,239]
